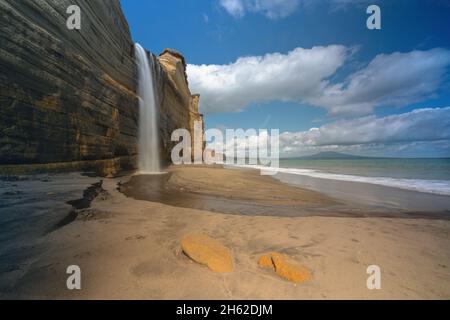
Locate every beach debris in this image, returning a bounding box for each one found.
[181,233,233,273]
[258,252,311,283]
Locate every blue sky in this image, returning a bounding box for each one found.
[122,0,450,157]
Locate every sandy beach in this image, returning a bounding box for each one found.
[0,165,449,299]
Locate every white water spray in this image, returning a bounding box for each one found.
[135,43,161,174]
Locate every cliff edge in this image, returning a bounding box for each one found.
[0,0,203,175]
[158,48,204,163]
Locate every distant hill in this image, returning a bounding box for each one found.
[296,151,369,160]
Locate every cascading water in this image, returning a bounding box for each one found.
[135,43,161,174]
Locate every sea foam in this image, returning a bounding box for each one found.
[231,164,450,196]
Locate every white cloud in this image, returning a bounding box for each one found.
[219,0,301,19]
[220,0,246,18]
[206,107,450,157]
[187,45,349,113]
[187,47,450,116]
[313,49,450,115]
[278,107,450,156]
[218,0,377,19]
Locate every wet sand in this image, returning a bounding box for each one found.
[0,172,101,292]
[1,165,450,299]
[120,166,342,217]
[276,172,450,213]
[121,166,449,219]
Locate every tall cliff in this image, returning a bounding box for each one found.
[0,0,203,175]
[157,49,204,163]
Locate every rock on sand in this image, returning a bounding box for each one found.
[181,233,233,273]
[258,252,311,283]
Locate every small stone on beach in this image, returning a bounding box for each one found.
[181,233,233,273]
[258,252,311,283]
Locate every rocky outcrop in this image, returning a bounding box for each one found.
[0,1,204,175]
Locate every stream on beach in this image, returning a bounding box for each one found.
[0,169,449,296]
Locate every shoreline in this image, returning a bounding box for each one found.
[1,165,450,299]
[228,163,450,197]
[121,165,450,219]
[275,171,450,215]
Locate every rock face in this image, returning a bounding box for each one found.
[157,49,204,163]
[181,233,233,273]
[0,0,203,175]
[0,0,138,174]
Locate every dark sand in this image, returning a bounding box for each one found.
[0,173,101,293]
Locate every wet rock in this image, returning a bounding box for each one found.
[3,190,22,196]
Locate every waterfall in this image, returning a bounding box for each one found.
[135,43,161,174]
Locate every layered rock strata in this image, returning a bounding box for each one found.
[0,0,203,175]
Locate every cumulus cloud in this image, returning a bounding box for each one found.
[220,0,245,18]
[278,107,450,155]
[206,107,450,157]
[187,47,450,116]
[313,49,450,115]
[187,45,349,113]
[219,0,301,19]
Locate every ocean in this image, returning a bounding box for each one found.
[277,158,450,196]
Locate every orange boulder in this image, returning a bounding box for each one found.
[181,234,233,273]
[258,252,311,283]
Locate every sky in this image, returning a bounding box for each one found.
[121,0,450,158]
